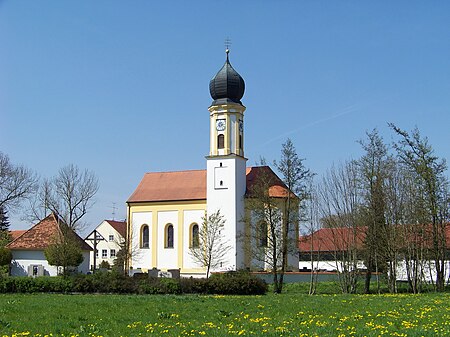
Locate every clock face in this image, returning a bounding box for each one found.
[216,119,226,131]
[239,120,243,132]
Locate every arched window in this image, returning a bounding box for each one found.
[141,225,149,249]
[165,224,174,248]
[191,223,199,248]
[217,134,224,149]
[258,221,268,248]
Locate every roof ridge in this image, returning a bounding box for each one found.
[144,169,206,174]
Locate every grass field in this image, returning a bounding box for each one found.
[0,288,449,337]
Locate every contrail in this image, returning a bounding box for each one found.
[261,103,360,146]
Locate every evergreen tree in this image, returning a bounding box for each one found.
[0,206,9,232]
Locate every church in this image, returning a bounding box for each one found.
[126,49,298,277]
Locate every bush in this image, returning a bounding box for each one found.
[99,260,111,269]
[0,276,73,293]
[179,277,208,294]
[206,271,268,295]
[0,247,12,266]
[73,271,137,293]
[139,277,181,294]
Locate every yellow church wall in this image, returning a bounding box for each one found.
[127,200,206,274]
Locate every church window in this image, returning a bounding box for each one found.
[165,224,174,248]
[257,221,268,248]
[191,223,199,248]
[239,135,243,149]
[141,225,150,249]
[218,134,224,149]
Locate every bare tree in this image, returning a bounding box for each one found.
[0,152,37,211]
[29,164,99,232]
[113,229,142,275]
[302,178,322,295]
[390,124,450,292]
[243,164,285,292]
[383,162,409,293]
[318,161,363,294]
[189,210,231,278]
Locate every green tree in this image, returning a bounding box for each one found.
[274,138,312,292]
[44,227,83,276]
[357,129,391,293]
[0,246,12,266]
[0,206,10,232]
[0,206,12,246]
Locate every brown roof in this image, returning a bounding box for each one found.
[9,230,26,241]
[127,166,294,203]
[106,220,127,238]
[6,213,92,251]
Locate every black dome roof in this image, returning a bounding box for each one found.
[209,50,245,106]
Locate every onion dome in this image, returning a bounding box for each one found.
[209,49,245,106]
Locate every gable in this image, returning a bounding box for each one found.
[86,220,127,241]
[106,220,127,238]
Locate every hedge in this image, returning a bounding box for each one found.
[0,271,267,295]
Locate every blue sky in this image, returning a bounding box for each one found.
[2,1,450,234]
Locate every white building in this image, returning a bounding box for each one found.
[7,213,91,276]
[85,220,126,270]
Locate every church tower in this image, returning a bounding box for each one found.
[206,49,247,271]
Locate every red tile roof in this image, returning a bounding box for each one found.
[127,166,294,203]
[9,230,26,241]
[6,213,92,251]
[128,170,207,203]
[105,220,127,238]
[299,224,450,252]
[245,166,295,199]
[299,227,366,253]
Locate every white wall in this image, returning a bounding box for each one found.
[10,250,58,276]
[87,221,124,269]
[79,252,91,274]
[157,211,178,269]
[182,209,205,269]
[207,156,247,272]
[131,211,152,270]
[10,250,90,276]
